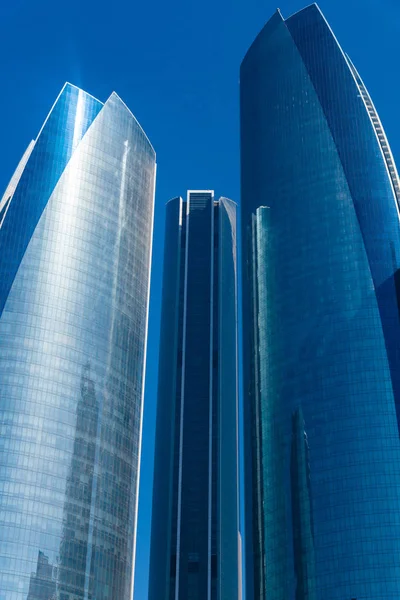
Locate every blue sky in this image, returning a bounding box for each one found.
[1,0,399,597]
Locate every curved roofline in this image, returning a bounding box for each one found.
[108,92,156,156]
[240,3,325,70]
[166,196,183,205]
[35,82,103,141]
[240,9,284,70]
[285,2,320,21]
[64,82,104,106]
[41,85,156,157]
[219,196,237,207]
[35,83,68,140]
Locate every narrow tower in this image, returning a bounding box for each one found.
[149,191,239,600]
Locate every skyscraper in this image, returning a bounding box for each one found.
[0,83,156,599]
[149,191,239,600]
[240,4,400,599]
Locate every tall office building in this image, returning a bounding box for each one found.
[241,4,400,599]
[149,191,239,600]
[0,83,156,599]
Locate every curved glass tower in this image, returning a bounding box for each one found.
[0,83,156,599]
[241,5,400,599]
[149,192,239,600]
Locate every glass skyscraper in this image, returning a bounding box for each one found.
[0,83,156,599]
[149,191,239,600]
[241,4,400,599]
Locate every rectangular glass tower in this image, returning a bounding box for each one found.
[149,191,239,600]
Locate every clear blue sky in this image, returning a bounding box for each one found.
[1,0,399,598]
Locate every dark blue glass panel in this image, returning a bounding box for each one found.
[179,192,213,600]
[149,197,184,600]
[218,198,239,600]
[287,4,400,435]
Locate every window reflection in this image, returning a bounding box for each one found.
[27,552,56,600]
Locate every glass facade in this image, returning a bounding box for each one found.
[0,83,156,599]
[240,5,400,600]
[149,192,239,600]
